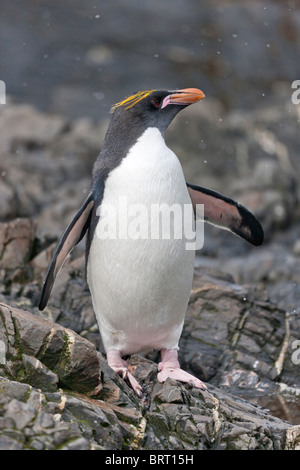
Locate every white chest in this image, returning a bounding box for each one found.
[101,127,188,207]
[87,127,195,354]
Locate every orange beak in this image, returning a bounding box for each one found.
[161,88,205,108]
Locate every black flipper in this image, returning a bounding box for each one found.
[39,192,95,310]
[187,183,264,246]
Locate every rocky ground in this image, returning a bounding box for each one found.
[0,86,300,450]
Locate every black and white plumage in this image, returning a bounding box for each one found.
[39,88,263,396]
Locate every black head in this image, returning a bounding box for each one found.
[93,88,205,188]
[109,88,205,136]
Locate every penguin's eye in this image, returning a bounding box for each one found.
[150,99,160,109]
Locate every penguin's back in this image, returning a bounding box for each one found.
[87,127,195,355]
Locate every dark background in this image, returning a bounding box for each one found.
[0,0,299,120]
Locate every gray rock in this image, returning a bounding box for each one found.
[181,270,300,401]
[0,387,91,450]
[0,303,101,396]
[0,105,66,153]
[0,218,36,283]
[0,295,300,450]
[1,364,300,450]
[22,354,59,392]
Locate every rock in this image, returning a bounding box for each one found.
[0,302,101,395]
[180,269,300,406]
[0,104,66,152]
[0,105,95,230]
[0,295,299,449]
[0,364,299,450]
[0,291,299,449]
[5,399,36,430]
[0,218,36,283]
[0,392,90,450]
[293,240,300,257]
[144,381,300,450]
[22,355,59,392]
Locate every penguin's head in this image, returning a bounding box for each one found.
[110,88,205,134]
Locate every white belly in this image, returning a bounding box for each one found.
[87,127,195,355]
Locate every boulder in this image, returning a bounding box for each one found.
[0,303,101,396]
[0,218,36,283]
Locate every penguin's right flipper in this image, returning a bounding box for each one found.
[39,193,94,311]
[187,183,264,246]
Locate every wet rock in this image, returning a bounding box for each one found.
[0,302,100,395]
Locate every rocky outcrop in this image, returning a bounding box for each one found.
[1,303,300,450]
[182,270,300,409]
[0,303,100,395]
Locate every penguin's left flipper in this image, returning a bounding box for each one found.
[187,182,264,246]
[39,193,94,311]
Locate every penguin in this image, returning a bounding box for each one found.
[39,88,263,396]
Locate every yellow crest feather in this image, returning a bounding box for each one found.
[111,90,156,112]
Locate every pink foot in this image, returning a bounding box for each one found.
[107,350,142,397]
[157,348,207,390]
